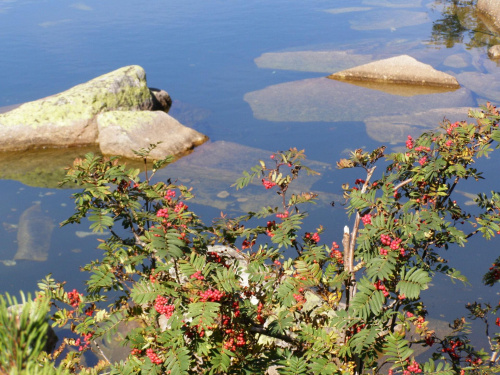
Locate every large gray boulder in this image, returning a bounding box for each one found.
[328,55,460,88]
[97,111,208,160]
[0,66,155,151]
[0,66,202,159]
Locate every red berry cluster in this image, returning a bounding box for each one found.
[164,189,176,201]
[379,234,405,256]
[154,295,175,318]
[354,179,365,185]
[207,251,222,263]
[174,201,188,213]
[446,121,460,135]
[425,335,435,346]
[146,348,163,364]
[406,135,414,149]
[374,280,389,297]
[361,214,372,225]
[131,348,142,356]
[67,289,81,308]
[262,179,276,189]
[380,234,392,246]
[345,323,365,340]
[74,331,93,352]
[84,305,94,316]
[441,339,463,360]
[266,220,276,237]
[177,231,189,244]
[276,210,289,219]
[489,263,500,280]
[256,302,265,324]
[232,301,241,318]
[330,242,343,264]
[404,360,422,374]
[150,270,157,284]
[156,207,169,219]
[241,239,255,249]
[199,289,225,302]
[414,145,431,153]
[304,232,320,243]
[465,354,483,366]
[190,270,204,280]
[223,330,246,351]
[293,291,306,304]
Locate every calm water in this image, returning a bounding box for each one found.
[1,0,499,348]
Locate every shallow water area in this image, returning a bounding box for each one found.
[1,0,500,354]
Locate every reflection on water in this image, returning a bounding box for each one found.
[428,0,500,49]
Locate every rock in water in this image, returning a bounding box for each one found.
[328,55,460,88]
[14,204,54,261]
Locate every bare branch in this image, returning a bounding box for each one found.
[393,178,412,192]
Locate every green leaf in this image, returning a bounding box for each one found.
[396,268,431,300]
[349,277,385,319]
[349,325,379,354]
[366,252,398,281]
[278,355,308,375]
[164,346,191,375]
[383,332,413,365]
[186,302,219,329]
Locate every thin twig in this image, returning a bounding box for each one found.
[249,325,295,344]
[93,340,112,365]
[393,178,412,192]
[346,167,376,301]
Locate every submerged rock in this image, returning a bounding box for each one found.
[456,71,500,103]
[14,204,54,262]
[254,50,373,73]
[348,9,429,30]
[322,7,372,15]
[0,145,101,188]
[155,141,338,213]
[365,107,472,144]
[328,55,460,88]
[244,77,473,123]
[361,0,421,7]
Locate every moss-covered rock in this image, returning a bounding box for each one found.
[0,65,155,151]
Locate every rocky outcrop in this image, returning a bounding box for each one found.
[328,55,460,88]
[97,111,208,160]
[0,66,208,159]
[477,0,500,34]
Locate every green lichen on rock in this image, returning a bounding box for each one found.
[97,111,156,131]
[0,65,153,129]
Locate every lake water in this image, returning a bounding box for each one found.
[1,0,499,350]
